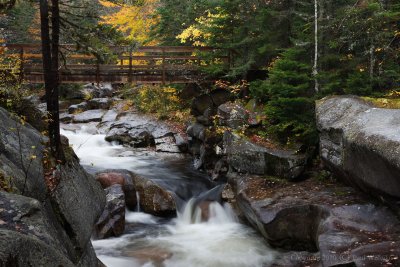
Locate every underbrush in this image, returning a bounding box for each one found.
[363,91,400,109]
[129,84,192,123]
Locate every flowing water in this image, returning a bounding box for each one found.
[61,123,276,267]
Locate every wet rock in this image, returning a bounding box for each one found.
[95,172,125,188]
[87,98,112,110]
[212,158,229,181]
[198,201,212,221]
[224,132,308,180]
[174,133,188,152]
[231,174,400,266]
[105,113,171,147]
[95,184,125,239]
[101,109,118,124]
[155,135,181,153]
[132,174,176,216]
[95,169,137,211]
[126,247,172,266]
[60,112,74,123]
[316,96,400,202]
[68,102,88,114]
[73,109,106,123]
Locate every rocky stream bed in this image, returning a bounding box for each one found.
[0,84,399,266]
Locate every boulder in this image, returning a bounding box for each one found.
[52,147,106,257]
[105,113,171,147]
[87,98,112,110]
[0,192,74,267]
[155,135,181,153]
[0,107,47,200]
[316,96,400,201]
[95,185,125,239]
[217,102,249,129]
[0,107,106,265]
[95,169,137,211]
[132,174,176,216]
[230,174,400,266]
[68,102,88,114]
[73,109,106,123]
[224,132,308,180]
[96,172,125,188]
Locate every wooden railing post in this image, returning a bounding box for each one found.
[96,61,100,86]
[128,47,133,83]
[161,47,166,86]
[19,46,24,83]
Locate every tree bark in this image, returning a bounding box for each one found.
[40,0,64,161]
[313,0,319,93]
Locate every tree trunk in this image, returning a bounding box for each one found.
[40,0,64,162]
[313,0,319,93]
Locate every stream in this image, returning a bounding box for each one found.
[61,122,276,267]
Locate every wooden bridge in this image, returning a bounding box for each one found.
[2,44,232,84]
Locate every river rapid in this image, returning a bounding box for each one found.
[61,122,276,267]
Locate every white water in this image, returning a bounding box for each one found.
[62,123,276,267]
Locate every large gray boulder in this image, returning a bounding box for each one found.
[0,107,106,266]
[0,107,47,200]
[316,96,400,201]
[105,113,172,148]
[231,174,400,267]
[224,132,307,180]
[0,192,74,267]
[53,146,106,254]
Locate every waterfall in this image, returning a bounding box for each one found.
[136,191,140,212]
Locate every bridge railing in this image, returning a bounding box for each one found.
[1,44,232,84]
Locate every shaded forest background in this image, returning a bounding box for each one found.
[1,0,399,147]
